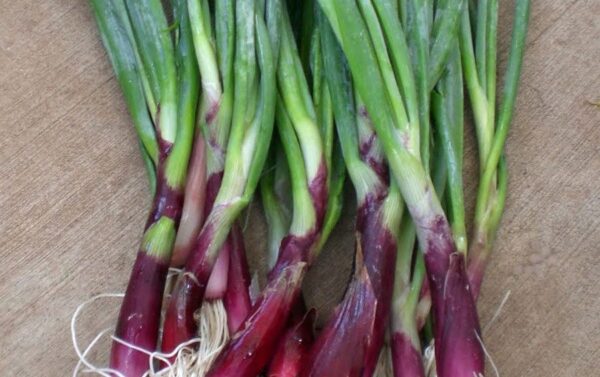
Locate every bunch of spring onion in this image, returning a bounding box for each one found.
[85,0,530,376]
[161,1,253,369]
[171,1,253,337]
[314,0,530,376]
[91,0,275,375]
[299,8,402,376]
[160,0,277,370]
[204,2,338,375]
[166,0,256,373]
[260,5,346,375]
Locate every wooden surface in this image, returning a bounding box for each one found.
[1,1,598,376]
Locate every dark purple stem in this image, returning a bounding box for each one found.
[466,236,488,302]
[356,194,398,377]
[300,191,395,377]
[438,254,484,377]
[391,333,425,377]
[308,161,329,231]
[268,232,318,280]
[205,162,328,376]
[420,217,484,377]
[421,216,454,356]
[161,221,231,356]
[357,105,388,181]
[110,254,170,376]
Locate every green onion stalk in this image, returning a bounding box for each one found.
[90,1,199,376]
[317,0,486,376]
[260,145,317,377]
[160,0,277,363]
[206,3,330,376]
[417,1,530,375]
[413,45,467,377]
[170,0,233,268]
[300,11,404,376]
[389,1,468,375]
[169,2,254,355]
[267,9,346,374]
[460,0,531,301]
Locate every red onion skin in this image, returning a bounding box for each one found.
[161,220,220,356]
[466,238,487,302]
[356,193,397,377]
[418,216,484,377]
[437,254,484,377]
[299,189,396,377]
[300,266,377,377]
[391,332,425,377]
[110,138,183,377]
[206,263,307,377]
[161,169,251,353]
[267,309,315,377]
[206,160,328,377]
[224,223,252,333]
[110,253,170,377]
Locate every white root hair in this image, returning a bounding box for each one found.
[475,330,499,377]
[71,269,229,377]
[156,300,229,377]
[483,291,511,333]
[71,293,126,377]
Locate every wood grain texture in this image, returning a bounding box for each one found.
[0,1,598,376]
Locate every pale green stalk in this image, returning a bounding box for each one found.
[475,0,488,88]
[432,48,467,254]
[188,0,222,106]
[201,1,277,265]
[164,0,199,191]
[358,0,410,132]
[320,19,383,201]
[189,0,236,176]
[321,0,447,232]
[459,8,490,166]
[312,20,345,249]
[126,0,178,145]
[428,0,466,90]
[373,0,421,146]
[461,0,531,235]
[405,0,433,170]
[90,0,158,165]
[458,0,530,299]
[275,100,317,236]
[277,8,323,184]
[113,0,157,117]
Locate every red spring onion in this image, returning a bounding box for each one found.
[91,0,199,375]
[207,3,329,374]
[161,0,277,357]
